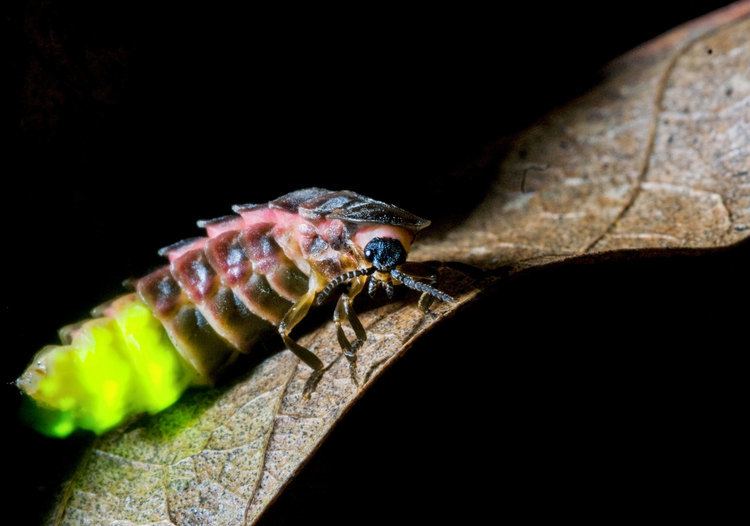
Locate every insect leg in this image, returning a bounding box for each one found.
[279,274,327,398]
[367,277,378,298]
[333,276,367,384]
[407,271,438,313]
[418,291,436,312]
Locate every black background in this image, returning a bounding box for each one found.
[2,1,746,524]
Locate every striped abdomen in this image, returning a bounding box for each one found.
[18,188,427,436]
[137,214,345,383]
[19,209,357,436]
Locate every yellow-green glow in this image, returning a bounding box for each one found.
[18,297,195,437]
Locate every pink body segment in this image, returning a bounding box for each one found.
[139,212,347,381]
[132,189,428,382]
[17,188,445,436]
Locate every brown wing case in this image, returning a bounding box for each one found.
[234,188,431,231]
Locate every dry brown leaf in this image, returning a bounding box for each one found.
[50,4,750,525]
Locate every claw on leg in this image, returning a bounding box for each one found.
[336,329,361,387]
[418,291,435,312]
[302,368,325,398]
[416,273,439,312]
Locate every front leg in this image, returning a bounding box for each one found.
[333,275,367,385]
[418,289,436,312]
[279,273,327,397]
[401,266,438,313]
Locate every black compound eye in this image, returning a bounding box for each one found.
[363,237,407,271]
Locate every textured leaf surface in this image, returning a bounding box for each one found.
[416,1,750,268]
[51,4,750,525]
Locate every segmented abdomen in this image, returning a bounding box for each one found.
[18,188,427,436]
[139,226,303,381]
[137,191,368,384]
